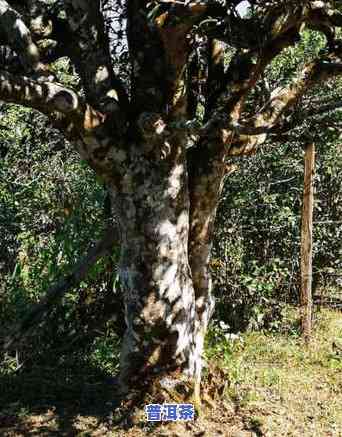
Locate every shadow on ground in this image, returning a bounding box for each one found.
[0,359,121,436]
[0,358,261,437]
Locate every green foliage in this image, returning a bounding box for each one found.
[212,30,342,332]
[0,103,121,371]
[212,134,341,331]
[266,29,326,87]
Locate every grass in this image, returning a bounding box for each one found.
[0,306,341,436]
[206,307,342,436]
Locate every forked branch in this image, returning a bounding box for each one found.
[227,59,342,155]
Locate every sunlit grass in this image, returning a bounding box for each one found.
[205,307,342,436]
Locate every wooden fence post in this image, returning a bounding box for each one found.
[300,142,315,341]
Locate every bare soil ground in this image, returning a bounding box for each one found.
[0,308,341,436]
[0,397,268,437]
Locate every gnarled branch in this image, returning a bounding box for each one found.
[61,0,128,112]
[0,0,41,71]
[0,69,85,117]
[227,59,342,155]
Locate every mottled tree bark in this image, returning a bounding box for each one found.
[107,134,200,394]
[187,143,226,399]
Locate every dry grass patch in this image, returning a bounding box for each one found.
[209,307,342,436]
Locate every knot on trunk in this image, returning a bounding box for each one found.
[138,112,174,160]
[138,112,170,139]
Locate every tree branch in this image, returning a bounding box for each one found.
[0,0,41,71]
[183,40,326,140]
[0,70,132,180]
[0,69,85,118]
[4,226,119,351]
[305,1,342,47]
[227,59,342,155]
[61,0,128,112]
[183,56,342,155]
[247,60,342,131]
[305,99,342,116]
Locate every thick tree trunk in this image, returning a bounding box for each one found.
[188,143,226,400]
[110,138,205,396]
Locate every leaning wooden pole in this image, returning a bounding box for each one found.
[300,142,315,341]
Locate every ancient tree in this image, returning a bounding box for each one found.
[1,0,342,401]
